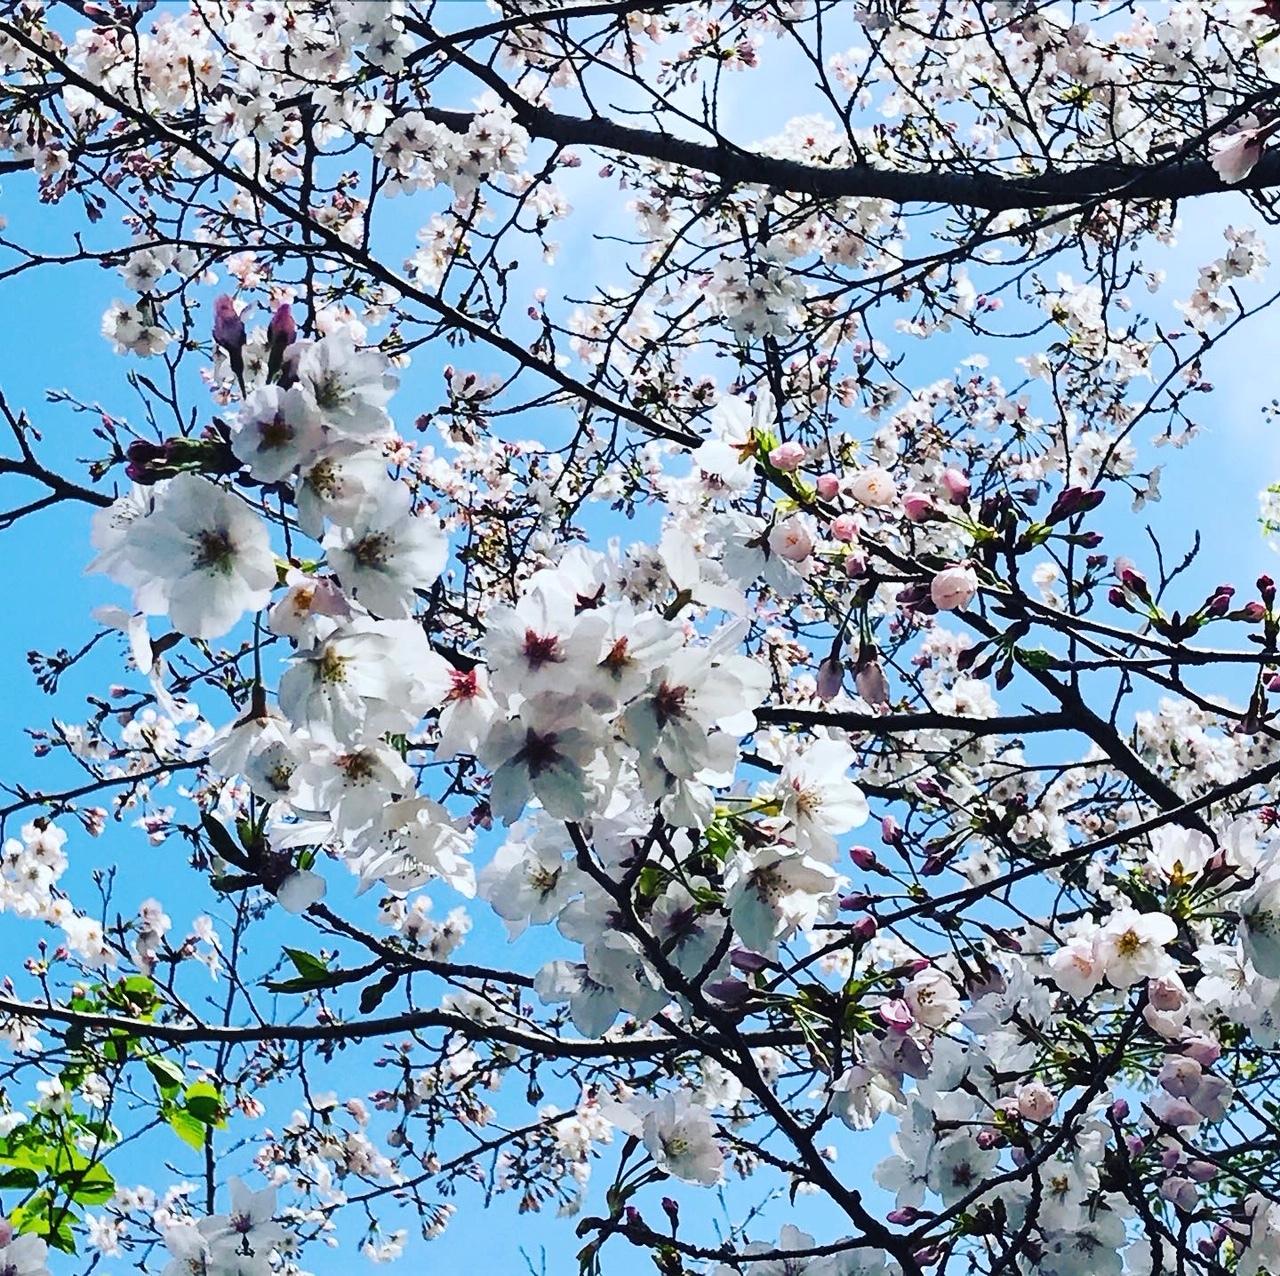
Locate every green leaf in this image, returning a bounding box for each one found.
[183,1081,224,1125]
[284,948,329,981]
[202,813,249,868]
[146,1057,185,1094]
[267,947,337,993]
[1014,646,1057,670]
[167,1109,207,1151]
[12,1193,77,1253]
[56,1160,115,1206]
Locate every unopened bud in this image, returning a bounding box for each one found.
[816,473,840,501]
[212,294,246,352]
[940,467,970,504]
[1047,485,1105,524]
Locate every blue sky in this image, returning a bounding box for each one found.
[3,8,1280,1272]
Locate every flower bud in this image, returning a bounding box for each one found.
[849,915,878,943]
[768,441,806,472]
[816,473,840,501]
[266,302,298,383]
[212,294,246,353]
[850,845,877,870]
[856,660,890,707]
[705,978,751,1006]
[844,552,868,579]
[902,492,936,522]
[817,655,843,701]
[940,467,970,504]
[1119,565,1150,599]
[1046,485,1105,524]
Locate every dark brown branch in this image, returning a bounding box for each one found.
[756,706,1072,736]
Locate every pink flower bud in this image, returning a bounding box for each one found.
[940,467,970,504]
[929,563,978,612]
[816,473,841,501]
[268,302,296,348]
[768,441,806,472]
[879,998,914,1032]
[830,513,859,542]
[817,655,843,701]
[902,492,936,522]
[849,915,878,942]
[212,294,245,352]
[856,660,890,707]
[844,552,868,579]
[266,303,298,383]
[850,845,877,870]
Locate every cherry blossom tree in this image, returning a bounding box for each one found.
[4,2,1280,1274]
